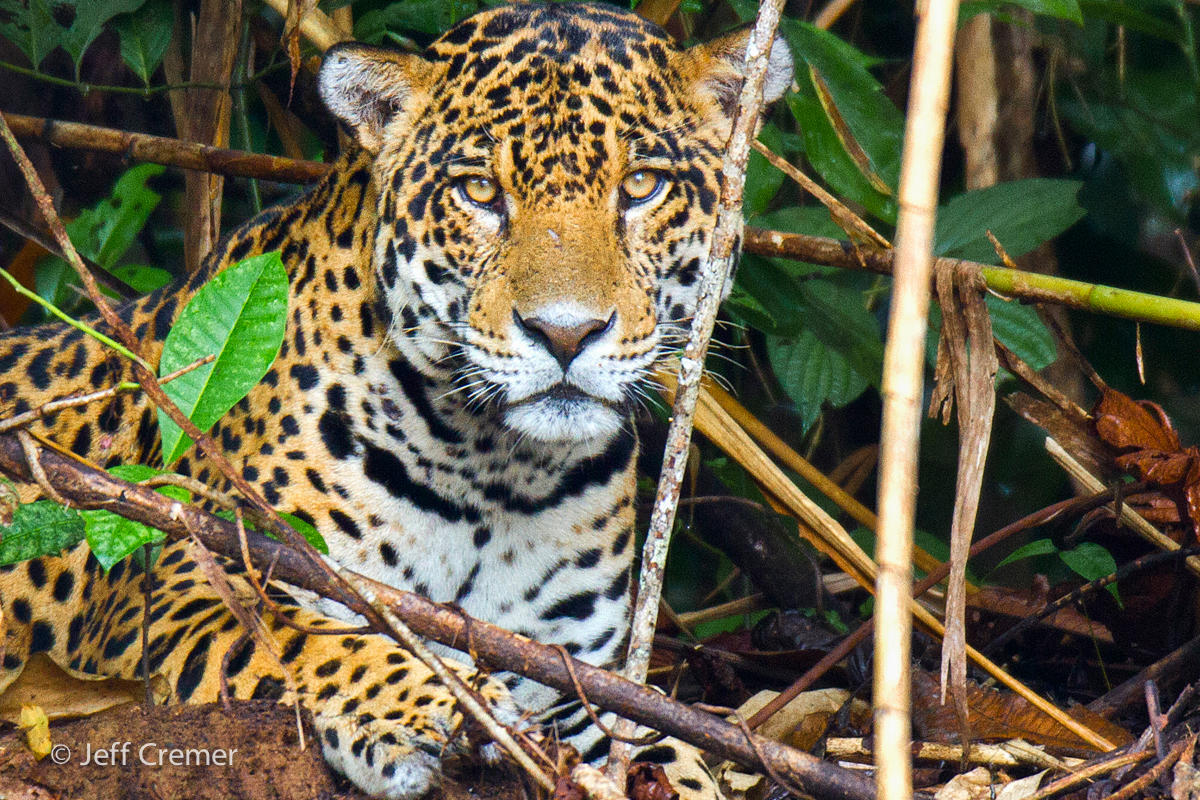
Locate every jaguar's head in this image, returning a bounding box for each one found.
[318,2,791,443]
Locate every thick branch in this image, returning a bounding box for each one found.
[0,434,875,800]
[2,112,329,184]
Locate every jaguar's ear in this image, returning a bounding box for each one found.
[318,43,431,152]
[679,28,793,131]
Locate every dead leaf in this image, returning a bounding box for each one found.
[628,762,679,800]
[912,670,1132,751]
[1093,387,1200,538]
[934,766,994,800]
[17,704,50,759]
[0,653,148,723]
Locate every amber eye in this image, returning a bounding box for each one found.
[621,170,665,205]
[461,176,499,206]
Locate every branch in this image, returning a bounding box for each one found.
[1,112,330,184]
[609,0,786,775]
[8,110,1198,331]
[0,433,877,800]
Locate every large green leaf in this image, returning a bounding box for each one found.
[1060,542,1121,604]
[36,164,165,309]
[0,500,85,565]
[60,0,149,75]
[0,0,60,67]
[80,465,184,571]
[768,328,870,432]
[158,252,289,465]
[927,295,1057,374]
[112,0,172,85]
[796,275,885,388]
[935,179,1086,262]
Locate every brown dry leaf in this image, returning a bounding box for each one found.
[912,670,1131,751]
[0,653,148,723]
[734,688,871,750]
[627,762,679,800]
[1093,387,1200,537]
[931,265,998,740]
[969,586,1114,643]
[1005,393,1115,480]
[17,704,50,759]
[282,0,318,99]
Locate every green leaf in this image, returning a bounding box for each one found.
[213,510,329,554]
[986,297,1057,370]
[1059,542,1121,604]
[961,0,1083,24]
[60,0,149,76]
[158,252,289,465]
[80,465,186,572]
[996,537,1059,569]
[935,179,1086,263]
[780,20,904,224]
[0,501,86,565]
[744,124,786,219]
[278,513,328,554]
[112,0,172,85]
[0,0,61,67]
[767,328,870,431]
[793,276,885,388]
[355,0,481,42]
[927,294,1057,373]
[110,264,172,294]
[35,163,165,310]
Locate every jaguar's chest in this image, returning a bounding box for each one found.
[208,337,638,672]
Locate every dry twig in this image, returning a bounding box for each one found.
[607,0,787,776]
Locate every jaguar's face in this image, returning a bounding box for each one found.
[319,3,791,442]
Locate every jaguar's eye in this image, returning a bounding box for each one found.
[621,170,665,205]
[460,176,499,207]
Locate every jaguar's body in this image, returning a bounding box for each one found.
[0,4,791,797]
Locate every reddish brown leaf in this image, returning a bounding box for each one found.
[554,776,587,800]
[628,762,679,800]
[1094,389,1180,453]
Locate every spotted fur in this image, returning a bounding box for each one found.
[0,4,791,797]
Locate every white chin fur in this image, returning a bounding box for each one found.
[504,398,623,442]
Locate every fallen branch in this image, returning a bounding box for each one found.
[0,432,877,800]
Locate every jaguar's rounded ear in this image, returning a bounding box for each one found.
[318,43,431,152]
[679,28,794,131]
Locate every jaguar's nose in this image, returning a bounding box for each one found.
[513,310,614,370]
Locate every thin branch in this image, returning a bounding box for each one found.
[608,0,787,776]
[0,354,213,434]
[2,113,330,184]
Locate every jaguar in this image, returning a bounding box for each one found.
[0,3,792,797]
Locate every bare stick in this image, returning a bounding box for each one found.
[2,112,331,184]
[335,567,557,793]
[607,0,786,776]
[0,354,214,434]
[874,0,962,795]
